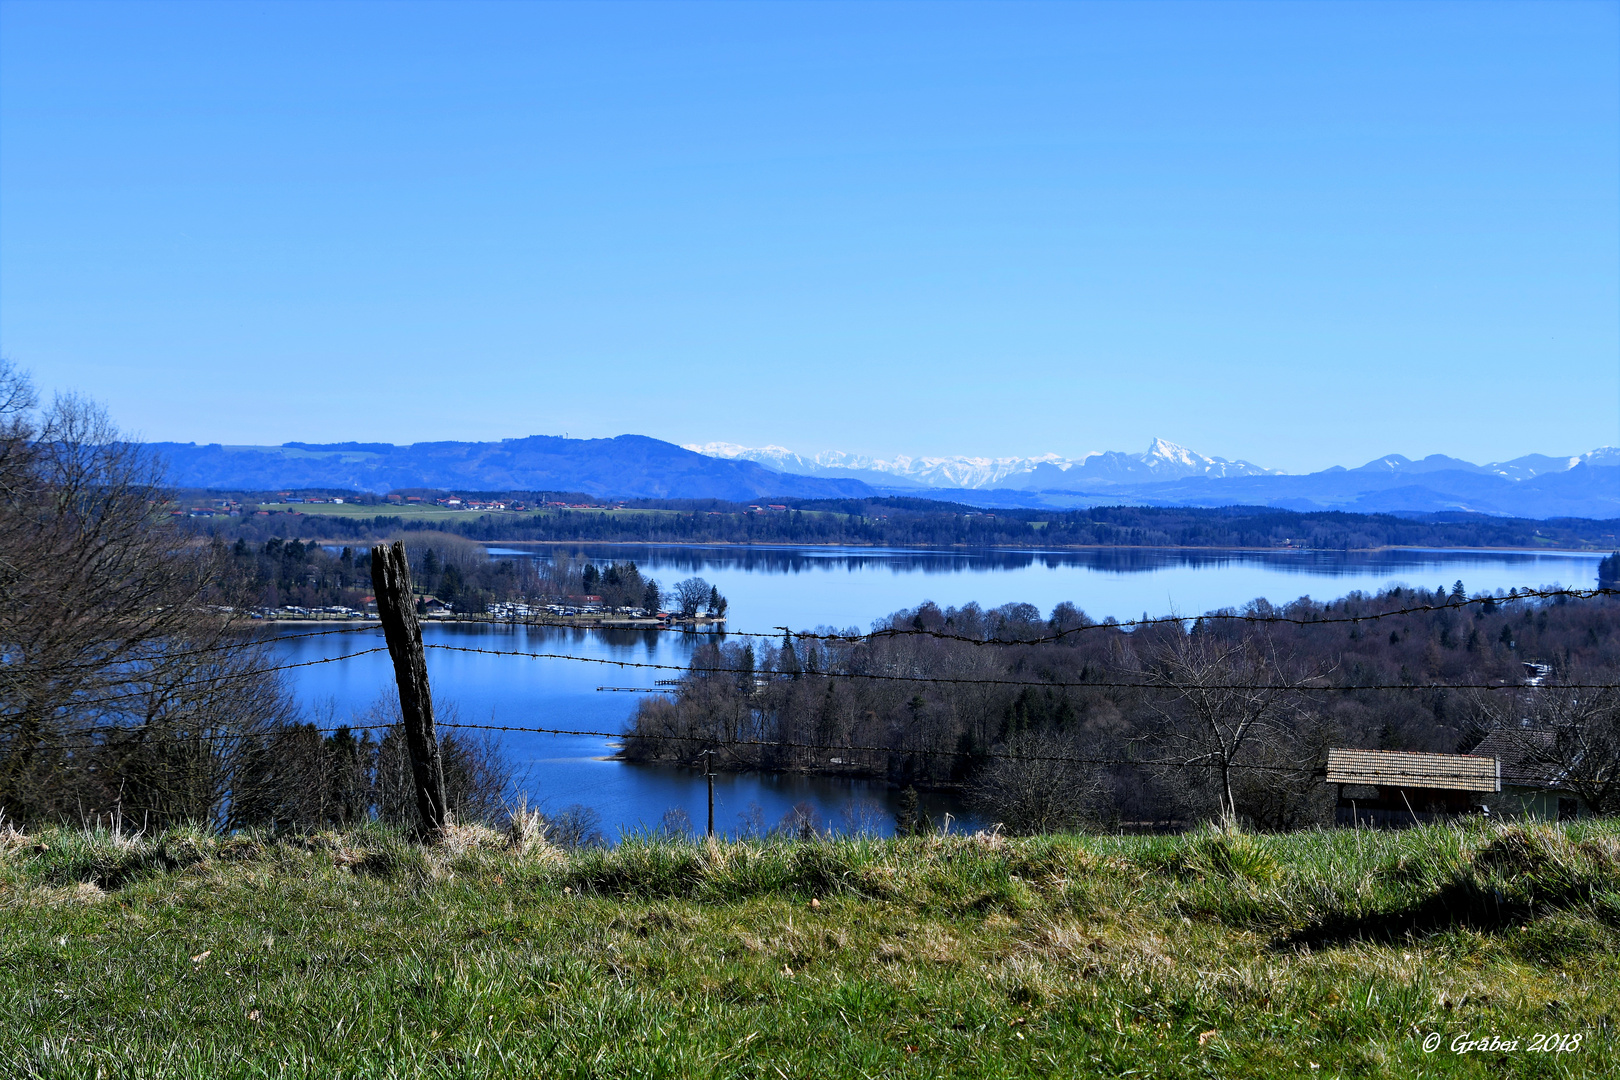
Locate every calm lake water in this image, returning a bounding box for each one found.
[276,544,1603,840]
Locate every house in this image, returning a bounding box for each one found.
[1325,748,1499,827]
[1469,727,1588,822]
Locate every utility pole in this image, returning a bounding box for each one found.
[371,540,449,835]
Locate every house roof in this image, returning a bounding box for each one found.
[1325,748,1500,793]
[1470,727,1566,788]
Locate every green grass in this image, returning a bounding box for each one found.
[256,503,503,521]
[2,820,1617,1078]
[254,503,694,523]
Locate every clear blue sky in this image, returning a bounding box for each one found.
[2,1,1615,471]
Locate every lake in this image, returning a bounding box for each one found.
[276,544,1603,840]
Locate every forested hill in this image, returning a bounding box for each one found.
[149,436,875,501]
[208,496,1620,551]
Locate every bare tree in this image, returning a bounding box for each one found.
[672,577,712,618]
[1467,673,1620,816]
[544,804,607,849]
[1134,627,1320,826]
[0,367,284,823]
[969,730,1106,835]
[100,637,296,829]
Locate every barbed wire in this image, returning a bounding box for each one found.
[14,717,1616,787]
[420,641,1611,694]
[0,718,1348,774]
[8,648,390,713]
[74,585,1607,663]
[434,721,1326,773]
[9,585,1615,748]
[11,636,1608,726]
[820,585,1619,647]
[3,722,376,754]
[450,585,1617,648]
[50,623,381,672]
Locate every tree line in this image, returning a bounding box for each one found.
[202,494,1620,552]
[223,530,727,617]
[623,584,1620,832]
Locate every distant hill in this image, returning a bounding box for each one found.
[150,436,876,501]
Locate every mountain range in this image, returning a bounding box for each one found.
[683,437,1280,489]
[689,438,1619,518]
[152,436,1620,520]
[151,436,873,502]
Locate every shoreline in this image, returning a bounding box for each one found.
[253,613,729,629]
[318,538,1612,556]
[612,749,966,795]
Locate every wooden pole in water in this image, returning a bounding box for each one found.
[371,540,449,835]
[705,749,715,838]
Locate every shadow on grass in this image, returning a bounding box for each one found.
[1281,827,1620,948]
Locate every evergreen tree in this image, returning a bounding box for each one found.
[895,786,920,836]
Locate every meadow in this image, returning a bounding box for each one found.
[1,819,1615,1078]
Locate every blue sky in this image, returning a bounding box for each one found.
[1,1,1615,472]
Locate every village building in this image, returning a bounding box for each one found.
[1326,735,1594,826]
[1469,727,1589,822]
[1325,748,1499,828]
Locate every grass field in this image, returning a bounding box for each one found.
[255,503,520,521]
[253,503,734,523]
[2,819,1616,1078]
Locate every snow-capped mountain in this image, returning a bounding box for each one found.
[681,442,1072,489]
[1350,448,1620,482]
[1018,438,1280,489]
[1481,447,1620,481]
[684,438,1278,490]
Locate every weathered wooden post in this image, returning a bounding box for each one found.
[370,540,449,834]
[705,749,715,838]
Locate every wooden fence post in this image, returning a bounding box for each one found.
[705,749,715,838]
[371,540,449,834]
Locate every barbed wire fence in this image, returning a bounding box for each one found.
[7,582,1617,833]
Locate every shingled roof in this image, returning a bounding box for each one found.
[1470,727,1567,788]
[1325,748,1500,793]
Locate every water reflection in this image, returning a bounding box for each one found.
[280,543,1602,841]
[492,542,1599,579]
